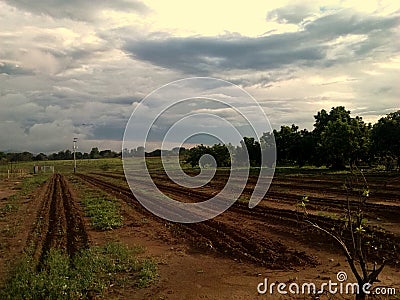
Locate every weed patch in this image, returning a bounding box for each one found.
[81,195,123,230]
[0,243,157,299]
[0,174,49,220]
[20,174,50,195]
[68,176,123,230]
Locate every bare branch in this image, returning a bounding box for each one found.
[368,261,387,284]
[305,220,363,283]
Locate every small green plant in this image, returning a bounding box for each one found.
[297,195,309,208]
[0,175,49,221]
[237,195,249,204]
[0,224,17,237]
[69,176,123,230]
[81,195,123,230]
[20,174,50,195]
[0,243,157,299]
[0,203,17,218]
[137,259,158,288]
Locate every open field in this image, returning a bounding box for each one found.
[0,157,399,299]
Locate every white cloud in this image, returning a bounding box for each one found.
[0,0,398,153]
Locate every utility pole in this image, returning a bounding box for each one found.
[73,138,78,173]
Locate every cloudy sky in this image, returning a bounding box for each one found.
[0,0,399,153]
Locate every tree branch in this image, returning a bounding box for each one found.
[305,220,362,283]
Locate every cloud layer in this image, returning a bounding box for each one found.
[0,0,399,153]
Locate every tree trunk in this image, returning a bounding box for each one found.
[355,292,366,300]
[355,281,366,300]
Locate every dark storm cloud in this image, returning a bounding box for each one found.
[124,34,325,75]
[4,0,149,20]
[123,10,399,75]
[89,123,126,140]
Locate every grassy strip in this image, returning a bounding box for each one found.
[81,195,123,230]
[0,174,49,221]
[68,176,123,230]
[0,158,124,175]
[0,242,157,300]
[19,174,50,195]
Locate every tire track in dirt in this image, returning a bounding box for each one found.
[27,174,89,266]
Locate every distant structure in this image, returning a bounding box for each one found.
[33,164,54,174]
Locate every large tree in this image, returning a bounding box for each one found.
[185,144,230,168]
[273,125,299,164]
[235,137,261,167]
[260,132,276,168]
[371,110,400,169]
[89,147,100,159]
[272,125,316,167]
[314,107,370,169]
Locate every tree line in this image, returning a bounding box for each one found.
[0,147,120,164]
[1,107,399,170]
[184,107,400,170]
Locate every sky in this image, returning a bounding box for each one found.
[0,0,399,153]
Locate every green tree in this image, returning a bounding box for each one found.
[89,147,100,159]
[185,144,210,168]
[292,129,316,167]
[236,137,261,167]
[65,149,73,160]
[99,149,118,158]
[273,125,300,165]
[314,107,370,169]
[9,151,33,162]
[371,110,400,170]
[260,132,276,168]
[185,144,230,168]
[320,118,352,169]
[348,116,371,167]
[34,153,48,161]
[210,144,230,167]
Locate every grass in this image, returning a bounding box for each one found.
[68,176,123,230]
[0,174,49,220]
[0,203,17,219]
[137,258,158,288]
[0,242,157,300]
[237,195,250,204]
[0,158,124,175]
[81,195,123,230]
[1,157,397,177]
[20,174,50,194]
